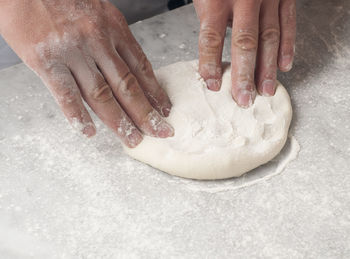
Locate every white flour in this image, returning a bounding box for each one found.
[125,60,293,179]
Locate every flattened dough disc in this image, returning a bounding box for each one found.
[125,60,292,180]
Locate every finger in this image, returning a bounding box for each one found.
[256,0,280,96]
[197,7,229,91]
[231,0,260,108]
[278,0,296,72]
[41,64,96,137]
[116,41,172,117]
[92,46,174,138]
[110,12,172,117]
[68,54,143,148]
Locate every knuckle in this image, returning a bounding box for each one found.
[116,115,136,137]
[134,53,153,75]
[82,21,99,35]
[236,80,255,92]
[91,80,113,103]
[34,37,63,66]
[199,27,223,54]
[46,63,69,77]
[26,52,60,75]
[262,71,277,81]
[112,9,128,27]
[140,109,161,131]
[144,91,163,114]
[81,22,106,42]
[286,1,296,17]
[233,31,258,51]
[280,43,295,56]
[55,86,78,105]
[282,2,296,25]
[46,68,79,105]
[118,72,142,97]
[236,74,255,91]
[260,27,280,44]
[200,62,222,78]
[117,12,127,24]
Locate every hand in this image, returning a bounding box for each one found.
[0,0,174,147]
[194,0,296,107]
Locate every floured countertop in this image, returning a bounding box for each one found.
[0,1,350,258]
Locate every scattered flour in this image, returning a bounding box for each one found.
[178,43,186,49]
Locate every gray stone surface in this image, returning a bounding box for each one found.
[0,1,350,258]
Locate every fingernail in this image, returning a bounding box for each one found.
[281,55,293,71]
[83,124,96,138]
[156,121,175,138]
[127,129,143,148]
[261,80,276,96]
[237,90,256,108]
[206,79,221,91]
[146,110,175,138]
[161,105,171,117]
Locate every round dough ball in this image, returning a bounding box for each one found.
[124,60,292,180]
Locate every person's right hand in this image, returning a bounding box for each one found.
[194,0,296,108]
[0,0,174,147]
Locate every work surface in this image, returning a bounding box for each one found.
[1,1,350,258]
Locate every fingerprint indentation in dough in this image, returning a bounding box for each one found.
[262,124,274,140]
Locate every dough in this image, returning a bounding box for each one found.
[125,60,292,180]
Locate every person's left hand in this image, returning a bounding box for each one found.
[194,0,296,108]
[0,0,174,148]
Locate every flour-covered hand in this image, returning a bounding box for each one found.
[194,0,296,107]
[0,0,173,147]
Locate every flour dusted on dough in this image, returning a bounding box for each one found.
[125,60,292,180]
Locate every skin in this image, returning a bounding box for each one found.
[0,0,174,148]
[193,0,296,107]
[0,0,296,148]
